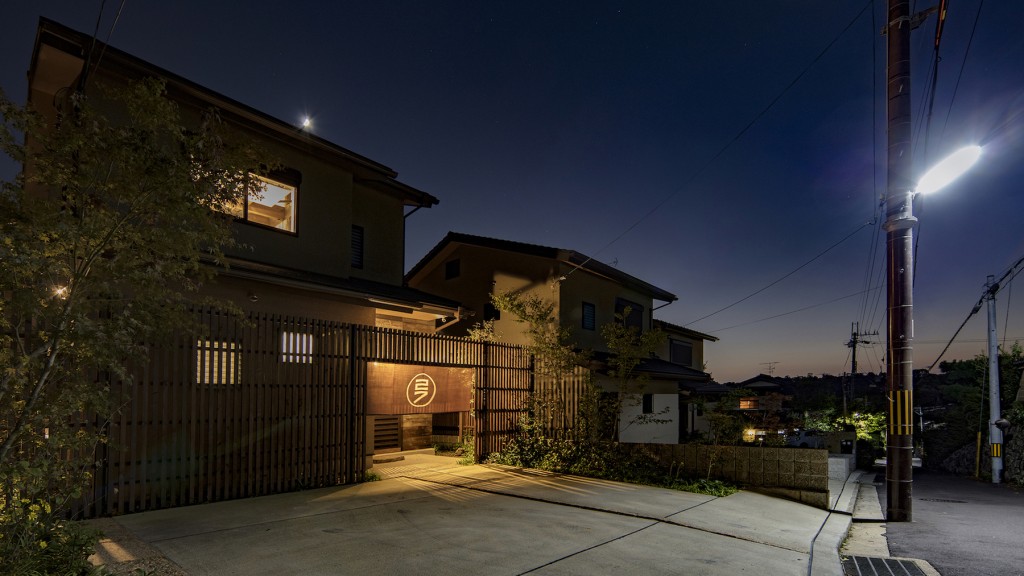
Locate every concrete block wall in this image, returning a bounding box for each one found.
[641,444,831,507]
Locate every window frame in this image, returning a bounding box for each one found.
[614,297,644,333]
[227,170,301,235]
[351,225,365,270]
[581,301,596,331]
[195,338,241,386]
[445,259,461,280]
[669,338,694,367]
[280,331,315,364]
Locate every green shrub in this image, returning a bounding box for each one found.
[0,497,100,576]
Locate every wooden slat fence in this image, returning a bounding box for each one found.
[74,310,575,518]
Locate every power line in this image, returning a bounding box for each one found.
[707,286,879,333]
[686,222,871,326]
[940,0,986,141]
[927,252,1024,370]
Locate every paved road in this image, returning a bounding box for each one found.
[99,454,848,576]
[877,471,1024,576]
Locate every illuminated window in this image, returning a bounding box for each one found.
[196,340,240,385]
[739,397,759,410]
[225,174,296,232]
[281,331,314,363]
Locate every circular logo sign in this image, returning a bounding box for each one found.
[406,373,437,408]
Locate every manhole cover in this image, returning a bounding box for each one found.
[843,556,925,576]
[918,497,967,503]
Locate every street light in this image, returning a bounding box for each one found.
[916,145,983,195]
[884,144,983,522]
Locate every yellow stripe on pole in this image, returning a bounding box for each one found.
[889,390,913,435]
[992,443,1002,457]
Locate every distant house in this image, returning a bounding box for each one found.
[405,232,718,443]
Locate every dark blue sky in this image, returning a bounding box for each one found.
[5,1,1024,382]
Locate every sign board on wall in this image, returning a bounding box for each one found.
[366,362,474,415]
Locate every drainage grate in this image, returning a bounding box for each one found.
[843,556,926,576]
[918,497,967,503]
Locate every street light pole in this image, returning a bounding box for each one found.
[885,0,915,522]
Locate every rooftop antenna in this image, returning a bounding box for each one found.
[760,361,779,376]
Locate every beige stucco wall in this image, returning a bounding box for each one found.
[201,275,377,326]
[557,267,654,354]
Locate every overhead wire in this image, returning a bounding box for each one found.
[927,253,1024,370]
[685,222,871,326]
[940,0,985,141]
[707,286,879,333]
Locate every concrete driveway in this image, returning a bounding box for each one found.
[95,454,847,575]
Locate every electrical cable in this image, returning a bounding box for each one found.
[707,285,879,333]
[563,0,874,280]
[940,0,985,140]
[685,222,871,326]
[927,253,1024,370]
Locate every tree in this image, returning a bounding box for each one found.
[600,308,667,440]
[0,78,264,573]
[923,343,1023,475]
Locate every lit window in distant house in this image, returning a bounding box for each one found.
[582,301,596,330]
[225,174,296,232]
[670,339,694,367]
[196,339,240,385]
[281,331,314,363]
[351,225,364,269]
[739,397,759,410]
[615,298,644,332]
[445,259,460,280]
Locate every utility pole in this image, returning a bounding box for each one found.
[884,0,916,522]
[846,322,878,416]
[984,275,1004,483]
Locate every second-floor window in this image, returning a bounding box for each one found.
[670,339,693,367]
[352,225,364,269]
[225,174,297,233]
[615,298,644,332]
[582,301,596,330]
[445,259,461,280]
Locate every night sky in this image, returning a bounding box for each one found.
[4,2,1024,383]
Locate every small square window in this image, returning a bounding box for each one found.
[642,394,653,414]
[281,331,314,363]
[670,339,693,366]
[196,339,240,385]
[582,301,596,330]
[445,259,461,280]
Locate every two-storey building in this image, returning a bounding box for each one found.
[406,232,718,443]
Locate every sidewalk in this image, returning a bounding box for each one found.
[836,470,940,576]
[85,453,933,575]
